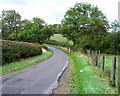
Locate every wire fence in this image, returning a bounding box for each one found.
[86,49,118,88]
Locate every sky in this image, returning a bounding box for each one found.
[0,0,119,24]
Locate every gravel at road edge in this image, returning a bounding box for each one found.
[52,66,72,94]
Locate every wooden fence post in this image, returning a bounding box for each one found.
[102,54,105,72]
[92,51,94,56]
[95,51,98,66]
[93,51,95,62]
[97,51,100,67]
[112,56,116,87]
[88,49,90,55]
[68,47,71,52]
[90,50,92,54]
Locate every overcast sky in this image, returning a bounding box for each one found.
[0,0,119,24]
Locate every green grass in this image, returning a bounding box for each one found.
[100,55,119,86]
[0,51,53,74]
[67,52,118,94]
[50,34,73,45]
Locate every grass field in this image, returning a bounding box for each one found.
[50,34,73,45]
[0,51,53,74]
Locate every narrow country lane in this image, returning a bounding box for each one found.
[1,46,69,94]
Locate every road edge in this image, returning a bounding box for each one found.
[42,60,69,94]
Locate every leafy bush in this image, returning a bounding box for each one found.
[2,40,42,65]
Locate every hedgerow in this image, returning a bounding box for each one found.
[2,40,42,65]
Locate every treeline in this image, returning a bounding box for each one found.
[1,3,120,54]
[1,10,60,43]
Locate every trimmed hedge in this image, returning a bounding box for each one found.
[2,40,42,65]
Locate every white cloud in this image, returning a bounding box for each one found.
[0,0,119,24]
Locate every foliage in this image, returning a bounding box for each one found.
[111,20,120,32]
[15,18,54,43]
[61,3,109,51]
[1,10,54,43]
[1,8,119,54]
[50,24,61,34]
[1,10,21,39]
[2,40,42,65]
[105,32,120,54]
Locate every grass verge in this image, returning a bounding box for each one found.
[0,51,53,74]
[53,46,118,94]
[67,52,118,94]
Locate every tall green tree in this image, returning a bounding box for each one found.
[19,17,53,43]
[1,10,21,39]
[61,3,109,50]
[18,19,32,41]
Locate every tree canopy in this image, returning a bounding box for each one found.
[61,3,109,51]
[1,10,54,43]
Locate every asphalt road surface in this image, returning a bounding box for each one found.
[1,46,69,94]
